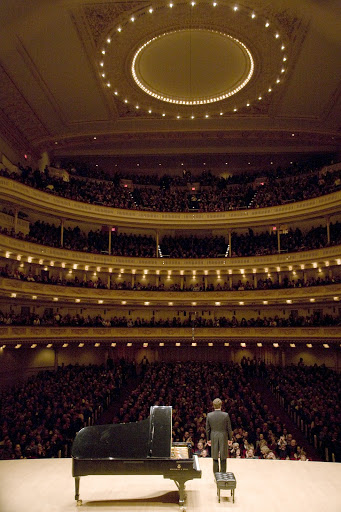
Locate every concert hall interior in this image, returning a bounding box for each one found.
[0,0,340,511]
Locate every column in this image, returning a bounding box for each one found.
[278,272,282,285]
[60,219,64,248]
[108,226,112,255]
[277,227,281,254]
[253,272,257,289]
[14,207,18,234]
[326,216,331,246]
[131,272,135,288]
[204,275,208,290]
[107,274,111,289]
[228,230,232,257]
[180,275,184,290]
[229,274,232,289]
[156,230,159,258]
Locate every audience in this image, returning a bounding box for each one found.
[1,158,340,214]
[0,310,339,328]
[1,262,340,292]
[0,362,133,460]
[267,364,341,462]
[112,361,314,461]
[1,220,340,259]
[1,360,338,462]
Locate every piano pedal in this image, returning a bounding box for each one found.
[76,499,82,506]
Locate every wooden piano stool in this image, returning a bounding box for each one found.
[214,472,237,503]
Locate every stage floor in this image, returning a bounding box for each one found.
[0,457,340,512]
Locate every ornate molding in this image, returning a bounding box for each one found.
[1,176,340,230]
[1,277,340,306]
[0,63,49,145]
[0,325,339,343]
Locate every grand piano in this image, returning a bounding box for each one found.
[71,405,201,508]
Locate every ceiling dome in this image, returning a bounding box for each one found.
[132,29,253,105]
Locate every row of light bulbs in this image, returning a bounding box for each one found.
[8,292,340,304]
[99,2,288,117]
[5,252,338,274]
[1,342,334,349]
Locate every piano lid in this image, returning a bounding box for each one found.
[71,405,172,460]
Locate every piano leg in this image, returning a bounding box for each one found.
[173,480,186,511]
[75,476,82,506]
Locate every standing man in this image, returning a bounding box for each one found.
[206,398,233,474]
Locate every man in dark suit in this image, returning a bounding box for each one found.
[206,397,233,474]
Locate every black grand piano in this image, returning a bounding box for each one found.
[71,405,201,508]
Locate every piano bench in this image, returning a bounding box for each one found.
[215,472,237,503]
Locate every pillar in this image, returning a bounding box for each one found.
[156,230,159,258]
[180,276,184,290]
[204,276,208,290]
[108,227,112,255]
[38,151,50,172]
[326,216,331,246]
[228,230,232,257]
[277,227,281,254]
[14,207,18,234]
[253,273,257,288]
[60,219,64,248]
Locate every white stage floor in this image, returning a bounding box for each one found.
[0,457,340,512]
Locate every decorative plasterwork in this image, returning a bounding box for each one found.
[0,325,339,343]
[0,63,49,145]
[94,1,292,118]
